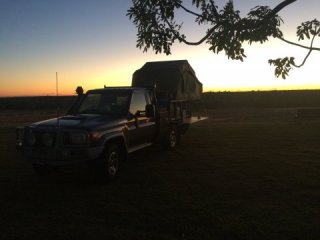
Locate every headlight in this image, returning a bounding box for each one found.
[16,127,25,146]
[42,133,54,147]
[69,132,88,145]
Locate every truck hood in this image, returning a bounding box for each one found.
[29,114,126,131]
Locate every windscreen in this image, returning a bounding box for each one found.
[75,91,130,116]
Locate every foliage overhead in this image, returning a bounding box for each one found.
[127,0,320,79]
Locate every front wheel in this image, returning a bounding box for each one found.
[95,144,122,181]
[163,128,180,150]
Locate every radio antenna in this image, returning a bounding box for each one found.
[56,72,60,127]
[56,72,59,97]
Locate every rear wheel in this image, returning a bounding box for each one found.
[95,144,122,182]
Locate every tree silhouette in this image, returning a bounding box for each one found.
[127,0,320,79]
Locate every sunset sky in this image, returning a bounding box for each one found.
[1,0,319,97]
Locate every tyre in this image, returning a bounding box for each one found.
[95,144,122,181]
[163,128,180,150]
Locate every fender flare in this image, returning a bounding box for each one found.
[101,133,128,153]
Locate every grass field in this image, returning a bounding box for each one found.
[1,108,320,240]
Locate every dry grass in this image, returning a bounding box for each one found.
[1,109,320,240]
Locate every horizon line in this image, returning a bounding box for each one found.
[1,88,320,98]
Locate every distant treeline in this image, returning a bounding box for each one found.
[0,96,77,111]
[202,90,320,108]
[1,90,320,110]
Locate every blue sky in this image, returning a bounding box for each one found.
[0,0,319,96]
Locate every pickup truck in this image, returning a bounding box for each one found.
[16,60,204,180]
[16,86,194,180]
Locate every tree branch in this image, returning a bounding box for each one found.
[277,36,320,51]
[160,2,219,46]
[209,0,220,21]
[268,0,297,17]
[178,2,219,24]
[294,33,316,68]
[175,0,298,46]
[177,3,203,19]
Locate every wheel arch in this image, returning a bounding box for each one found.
[102,134,128,160]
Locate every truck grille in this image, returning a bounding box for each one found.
[25,130,57,148]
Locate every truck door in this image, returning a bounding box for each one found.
[127,90,156,147]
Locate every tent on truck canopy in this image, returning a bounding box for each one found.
[132,60,202,101]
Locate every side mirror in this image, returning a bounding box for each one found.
[145,104,155,118]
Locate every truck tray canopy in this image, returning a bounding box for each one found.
[132,60,202,101]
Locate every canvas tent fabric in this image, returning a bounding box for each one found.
[132,60,202,101]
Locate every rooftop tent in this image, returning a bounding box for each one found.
[132,60,202,101]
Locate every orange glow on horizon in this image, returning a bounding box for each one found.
[1,41,320,97]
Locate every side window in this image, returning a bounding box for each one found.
[130,91,147,116]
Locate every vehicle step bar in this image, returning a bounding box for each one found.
[128,143,153,153]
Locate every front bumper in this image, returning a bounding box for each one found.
[16,127,104,166]
[18,145,104,166]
